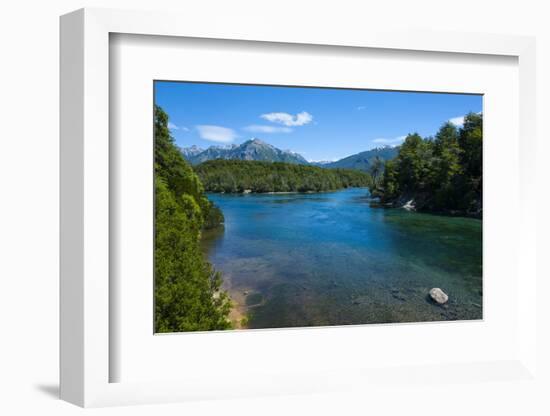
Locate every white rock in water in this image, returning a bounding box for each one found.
[402,199,415,211]
[429,288,449,304]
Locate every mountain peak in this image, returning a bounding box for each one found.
[180,144,204,157]
[246,138,267,145]
[180,139,307,165]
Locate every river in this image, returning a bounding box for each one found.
[201,188,482,329]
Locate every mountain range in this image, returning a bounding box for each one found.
[316,146,399,171]
[180,138,398,172]
[181,139,308,165]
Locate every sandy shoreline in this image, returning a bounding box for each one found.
[227,289,248,329]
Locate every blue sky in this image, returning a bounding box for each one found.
[155,81,482,162]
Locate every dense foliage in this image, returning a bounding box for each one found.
[155,105,231,332]
[195,159,373,193]
[376,112,483,217]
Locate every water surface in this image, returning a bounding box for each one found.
[201,188,482,329]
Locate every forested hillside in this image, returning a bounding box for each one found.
[154,105,230,332]
[375,112,482,217]
[195,160,373,193]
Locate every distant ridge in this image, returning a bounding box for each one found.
[180,138,308,165]
[180,139,398,172]
[317,146,399,172]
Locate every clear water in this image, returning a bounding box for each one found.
[201,188,482,329]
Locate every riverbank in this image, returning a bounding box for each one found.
[220,187,368,195]
[369,193,482,219]
[227,290,248,329]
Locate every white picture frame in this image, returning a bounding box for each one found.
[60,7,538,407]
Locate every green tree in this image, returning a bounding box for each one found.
[194,160,372,193]
[154,105,231,332]
[456,112,483,213]
[369,156,384,187]
[430,122,462,208]
[394,133,432,192]
[154,105,223,230]
[459,112,483,180]
[381,159,399,200]
[378,113,482,217]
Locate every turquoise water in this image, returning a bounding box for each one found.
[201,188,482,329]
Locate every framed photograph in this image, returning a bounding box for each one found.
[60,8,538,407]
[152,81,483,332]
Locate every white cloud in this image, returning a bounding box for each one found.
[372,135,407,145]
[357,106,366,111]
[243,125,292,134]
[260,111,313,127]
[196,125,237,143]
[168,122,189,131]
[449,116,465,127]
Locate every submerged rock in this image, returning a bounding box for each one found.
[390,288,406,301]
[429,288,449,305]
